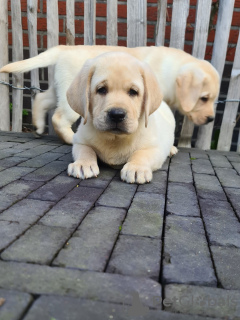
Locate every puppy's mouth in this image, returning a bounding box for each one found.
[106,125,129,135]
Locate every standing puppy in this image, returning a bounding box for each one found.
[67,52,175,184]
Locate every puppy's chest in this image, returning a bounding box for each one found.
[92,139,136,166]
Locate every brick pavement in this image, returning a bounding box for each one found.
[0,131,240,319]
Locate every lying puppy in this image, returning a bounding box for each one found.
[66,52,175,184]
[0,45,220,144]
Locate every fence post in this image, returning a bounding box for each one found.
[84,0,96,45]
[155,0,167,46]
[217,33,240,151]
[169,0,189,49]
[27,0,40,105]
[127,0,147,47]
[178,0,212,148]
[0,0,10,131]
[47,0,59,136]
[11,0,24,132]
[66,0,75,45]
[196,0,235,150]
[107,0,118,46]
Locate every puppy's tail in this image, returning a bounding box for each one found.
[0,45,63,73]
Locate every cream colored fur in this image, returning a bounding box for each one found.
[66,52,175,184]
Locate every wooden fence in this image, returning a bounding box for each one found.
[0,0,239,152]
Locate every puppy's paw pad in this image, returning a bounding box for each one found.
[121,163,152,184]
[170,146,178,157]
[68,161,99,179]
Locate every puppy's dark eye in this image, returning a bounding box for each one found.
[97,87,108,95]
[200,97,208,103]
[128,89,138,97]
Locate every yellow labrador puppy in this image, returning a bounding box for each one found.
[0,45,220,144]
[66,52,175,184]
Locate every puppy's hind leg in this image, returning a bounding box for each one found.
[170,146,178,157]
[32,86,57,136]
[52,102,80,145]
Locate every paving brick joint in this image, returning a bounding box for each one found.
[0,132,240,319]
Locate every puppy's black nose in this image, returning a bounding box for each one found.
[206,116,214,124]
[108,108,126,123]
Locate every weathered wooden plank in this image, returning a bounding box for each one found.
[66,0,75,45]
[11,0,24,132]
[47,0,59,135]
[196,0,235,150]
[127,0,147,48]
[107,0,118,46]
[0,0,10,131]
[169,0,189,49]
[178,0,212,148]
[155,0,167,46]
[217,33,240,151]
[27,0,40,105]
[84,0,96,45]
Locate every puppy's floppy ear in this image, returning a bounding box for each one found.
[66,59,95,124]
[140,63,163,127]
[176,68,204,113]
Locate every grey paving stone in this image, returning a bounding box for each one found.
[53,206,126,271]
[199,199,240,248]
[167,191,200,217]
[0,261,162,309]
[107,235,161,280]
[28,173,79,202]
[96,178,137,208]
[0,166,35,188]
[138,170,167,194]
[39,186,103,228]
[191,162,215,175]
[0,149,23,160]
[0,180,44,212]
[171,152,190,164]
[0,289,32,320]
[227,155,240,163]
[79,166,116,189]
[122,192,165,238]
[18,152,64,168]
[193,173,227,201]
[190,151,209,159]
[1,225,72,264]
[165,284,240,319]
[51,145,72,153]
[23,295,212,320]
[215,167,240,188]
[211,246,240,290]
[15,144,57,157]
[168,182,196,196]
[209,155,232,168]
[231,161,240,174]
[163,215,216,286]
[0,142,21,150]
[0,156,28,169]
[22,161,67,181]
[0,221,30,251]
[169,163,193,184]
[0,199,53,225]
[57,152,73,162]
[224,187,240,219]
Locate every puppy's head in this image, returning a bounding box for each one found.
[66,52,162,135]
[176,61,220,125]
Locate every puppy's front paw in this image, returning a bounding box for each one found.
[121,163,152,184]
[68,160,100,179]
[170,146,178,157]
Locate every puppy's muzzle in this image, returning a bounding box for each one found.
[108,108,126,123]
[205,116,214,124]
